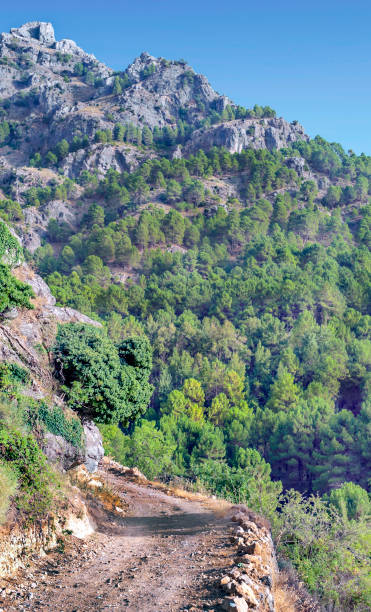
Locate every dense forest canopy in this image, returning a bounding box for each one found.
[12,133,366,608]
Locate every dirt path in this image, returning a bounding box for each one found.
[2,469,237,611]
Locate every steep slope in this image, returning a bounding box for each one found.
[0,232,104,472]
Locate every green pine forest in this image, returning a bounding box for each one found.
[1,127,371,608]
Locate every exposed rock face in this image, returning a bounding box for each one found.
[61,143,153,178]
[10,21,55,45]
[1,307,18,320]
[0,261,98,372]
[0,497,94,578]
[55,38,92,58]
[125,51,157,82]
[117,53,227,129]
[284,155,307,176]
[42,419,103,473]
[83,420,105,472]
[21,199,83,253]
[15,263,101,327]
[0,259,103,471]
[184,117,308,155]
[42,432,83,471]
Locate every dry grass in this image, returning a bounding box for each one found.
[70,466,128,514]
[90,484,128,514]
[274,583,297,612]
[147,479,232,517]
[80,105,103,115]
[273,568,320,612]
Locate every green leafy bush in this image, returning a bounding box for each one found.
[0,222,23,265]
[273,490,371,610]
[0,428,58,517]
[0,362,30,389]
[192,450,282,518]
[54,324,153,425]
[101,420,175,480]
[98,423,128,459]
[28,402,84,449]
[0,264,34,312]
[326,482,371,522]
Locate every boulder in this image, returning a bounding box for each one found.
[222,597,249,612]
[43,420,104,473]
[42,432,82,471]
[235,583,259,606]
[83,420,104,472]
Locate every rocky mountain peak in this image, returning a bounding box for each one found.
[125,51,159,82]
[10,21,55,46]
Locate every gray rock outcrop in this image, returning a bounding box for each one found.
[10,21,55,45]
[43,419,104,473]
[184,117,308,155]
[42,432,83,471]
[285,156,307,176]
[83,420,104,472]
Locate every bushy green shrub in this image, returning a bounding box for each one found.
[106,420,175,480]
[326,482,371,522]
[192,450,282,518]
[0,362,30,390]
[37,403,84,448]
[0,264,34,313]
[0,461,18,524]
[0,222,23,265]
[0,394,28,433]
[25,399,84,448]
[54,324,153,425]
[98,423,128,460]
[0,428,58,517]
[273,490,371,609]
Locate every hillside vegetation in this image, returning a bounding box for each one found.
[0,21,370,610]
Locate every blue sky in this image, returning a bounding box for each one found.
[2,1,370,154]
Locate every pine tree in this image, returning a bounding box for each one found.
[113,76,122,95]
[142,126,153,146]
[266,368,300,413]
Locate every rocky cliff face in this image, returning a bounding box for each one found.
[0,20,308,178]
[184,117,308,155]
[117,52,226,129]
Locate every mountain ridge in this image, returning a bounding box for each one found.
[0,20,307,173]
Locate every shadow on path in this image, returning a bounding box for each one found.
[121,512,225,537]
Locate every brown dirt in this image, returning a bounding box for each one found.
[0,468,238,611]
